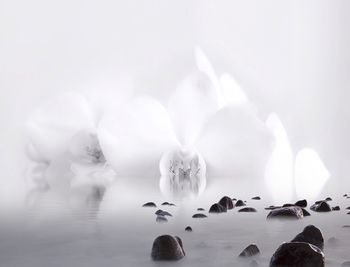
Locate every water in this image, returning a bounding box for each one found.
[1,182,350,267]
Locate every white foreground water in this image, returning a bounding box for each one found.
[1,179,350,267]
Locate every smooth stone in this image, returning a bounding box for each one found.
[325,197,332,201]
[294,199,307,208]
[310,201,331,212]
[346,206,350,210]
[209,203,227,213]
[301,208,311,216]
[332,206,340,211]
[218,196,234,210]
[192,213,207,218]
[270,242,324,267]
[347,212,350,215]
[291,225,324,250]
[252,196,261,200]
[185,226,192,232]
[238,207,257,213]
[155,210,172,217]
[239,244,260,257]
[235,200,246,207]
[143,202,157,208]
[156,215,168,223]
[161,202,175,206]
[265,206,280,210]
[344,194,348,197]
[151,235,185,261]
[197,208,205,211]
[267,206,304,220]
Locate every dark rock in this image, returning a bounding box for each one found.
[238,207,257,213]
[267,206,304,220]
[143,202,157,208]
[235,200,246,207]
[218,196,234,210]
[282,203,295,207]
[332,206,340,211]
[301,208,311,216]
[341,261,350,267]
[197,208,205,211]
[209,203,227,213]
[291,225,324,250]
[151,235,185,261]
[156,215,168,223]
[270,242,324,267]
[161,202,170,206]
[344,194,348,197]
[346,206,350,210]
[239,244,260,257]
[310,201,331,212]
[265,206,280,210]
[294,199,307,208]
[347,212,350,215]
[252,196,261,200]
[155,210,172,217]
[192,213,207,218]
[325,197,332,201]
[185,226,192,232]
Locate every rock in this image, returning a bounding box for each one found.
[185,226,192,232]
[282,203,295,207]
[332,206,340,211]
[291,225,324,250]
[239,244,260,257]
[294,199,307,208]
[238,207,257,213]
[341,261,350,267]
[218,196,234,210]
[301,208,311,216]
[232,198,237,201]
[310,201,331,212]
[209,203,227,213]
[346,206,350,210]
[344,194,348,197]
[270,242,324,267]
[161,202,170,206]
[325,197,332,201]
[347,212,350,215]
[156,215,168,223]
[267,206,304,220]
[265,206,280,210]
[192,213,207,218]
[235,200,246,207]
[151,235,185,261]
[252,196,261,200]
[197,208,205,211]
[155,210,172,217]
[342,225,350,228]
[143,202,157,208]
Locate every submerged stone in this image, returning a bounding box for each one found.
[156,215,168,223]
[252,196,261,200]
[238,207,257,213]
[143,202,157,208]
[291,225,324,250]
[192,213,207,218]
[185,226,192,232]
[209,203,227,213]
[332,206,340,211]
[267,206,304,220]
[239,244,260,257]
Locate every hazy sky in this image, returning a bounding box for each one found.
[1,0,349,207]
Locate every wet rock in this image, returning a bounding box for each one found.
[192,213,207,218]
[341,261,350,267]
[252,196,261,200]
[185,226,192,232]
[267,206,304,220]
[239,244,260,257]
[218,196,234,210]
[209,203,227,213]
[301,208,311,216]
[197,208,205,211]
[155,210,172,217]
[294,199,307,208]
[282,203,295,207]
[270,242,324,267]
[156,215,168,223]
[310,201,331,212]
[291,225,324,250]
[332,206,340,211]
[143,202,157,208]
[235,200,246,207]
[325,197,332,201]
[151,235,185,261]
[238,207,257,213]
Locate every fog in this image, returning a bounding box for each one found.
[1,1,350,266]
